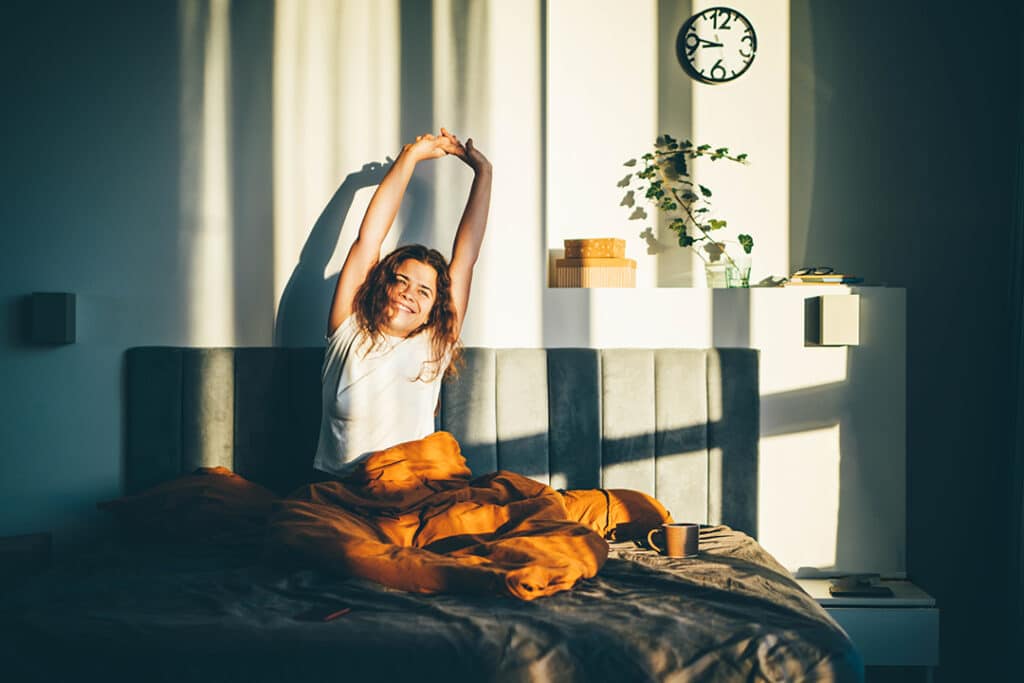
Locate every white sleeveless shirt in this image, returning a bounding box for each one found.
[312,315,448,477]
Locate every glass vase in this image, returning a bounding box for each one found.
[705,262,729,288]
[726,253,752,288]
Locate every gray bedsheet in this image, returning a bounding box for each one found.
[0,526,861,682]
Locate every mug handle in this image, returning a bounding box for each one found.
[647,528,663,553]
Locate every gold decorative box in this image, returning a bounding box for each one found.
[563,238,626,259]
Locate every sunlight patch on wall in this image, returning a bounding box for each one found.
[477,0,543,346]
[272,0,400,315]
[749,289,848,395]
[758,424,840,571]
[690,0,789,283]
[546,0,659,288]
[179,0,235,346]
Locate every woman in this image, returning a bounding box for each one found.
[312,128,492,478]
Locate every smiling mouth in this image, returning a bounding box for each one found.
[394,301,416,314]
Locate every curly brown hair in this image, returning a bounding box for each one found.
[352,244,462,382]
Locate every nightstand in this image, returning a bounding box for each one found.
[797,578,939,681]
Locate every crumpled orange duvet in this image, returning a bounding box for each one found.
[265,432,609,600]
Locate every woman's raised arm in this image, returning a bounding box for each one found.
[327,134,450,336]
[441,129,492,336]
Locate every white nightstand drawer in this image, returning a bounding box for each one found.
[827,606,939,667]
[796,578,940,670]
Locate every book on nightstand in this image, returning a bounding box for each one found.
[787,274,864,285]
[828,575,894,598]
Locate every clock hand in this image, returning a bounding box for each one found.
[698,38,724,48]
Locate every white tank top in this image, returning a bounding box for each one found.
[312,315,448,477]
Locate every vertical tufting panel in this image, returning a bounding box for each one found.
[547,349,601,490]
[125,348,183,494]
[124,345,760,533]
[441,348,498,476]
[654,349,710,524]
[181,349,235,473]
[233,349,290,494]
[494,349,550,483]
[286,348,325,494]
[601,349,657,494]
[707,348,759,536]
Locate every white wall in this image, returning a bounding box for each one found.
[545,0,789,288]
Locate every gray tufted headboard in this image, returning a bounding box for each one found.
[125,347,759,536]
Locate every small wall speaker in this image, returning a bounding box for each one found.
[806,294,859,346]
[30,292,76,345]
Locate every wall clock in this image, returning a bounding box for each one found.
[676,6,757,84]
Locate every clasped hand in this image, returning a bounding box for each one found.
[403,128,491,173]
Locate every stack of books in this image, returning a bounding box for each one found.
[786,273,863,286]
[553,238,636,288]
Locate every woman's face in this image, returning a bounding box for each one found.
[383,258,438,337]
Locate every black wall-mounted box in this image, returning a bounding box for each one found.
[30,292,76,345]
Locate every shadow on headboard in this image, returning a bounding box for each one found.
[124,347,759,537]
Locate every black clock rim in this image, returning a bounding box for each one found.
[675,6,758,85]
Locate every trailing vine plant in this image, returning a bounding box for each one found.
[620,134,753,267]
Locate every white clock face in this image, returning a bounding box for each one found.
[678,7,757,83]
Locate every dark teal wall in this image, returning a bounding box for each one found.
[793,2,1019,681]
[0,1,186,543]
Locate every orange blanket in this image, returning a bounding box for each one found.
[265,432,608,600]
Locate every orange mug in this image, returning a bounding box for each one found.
[647,522,699,558]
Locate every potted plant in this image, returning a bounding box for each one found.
[620,134,753,287]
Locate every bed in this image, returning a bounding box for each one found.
[0,347,862,682]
